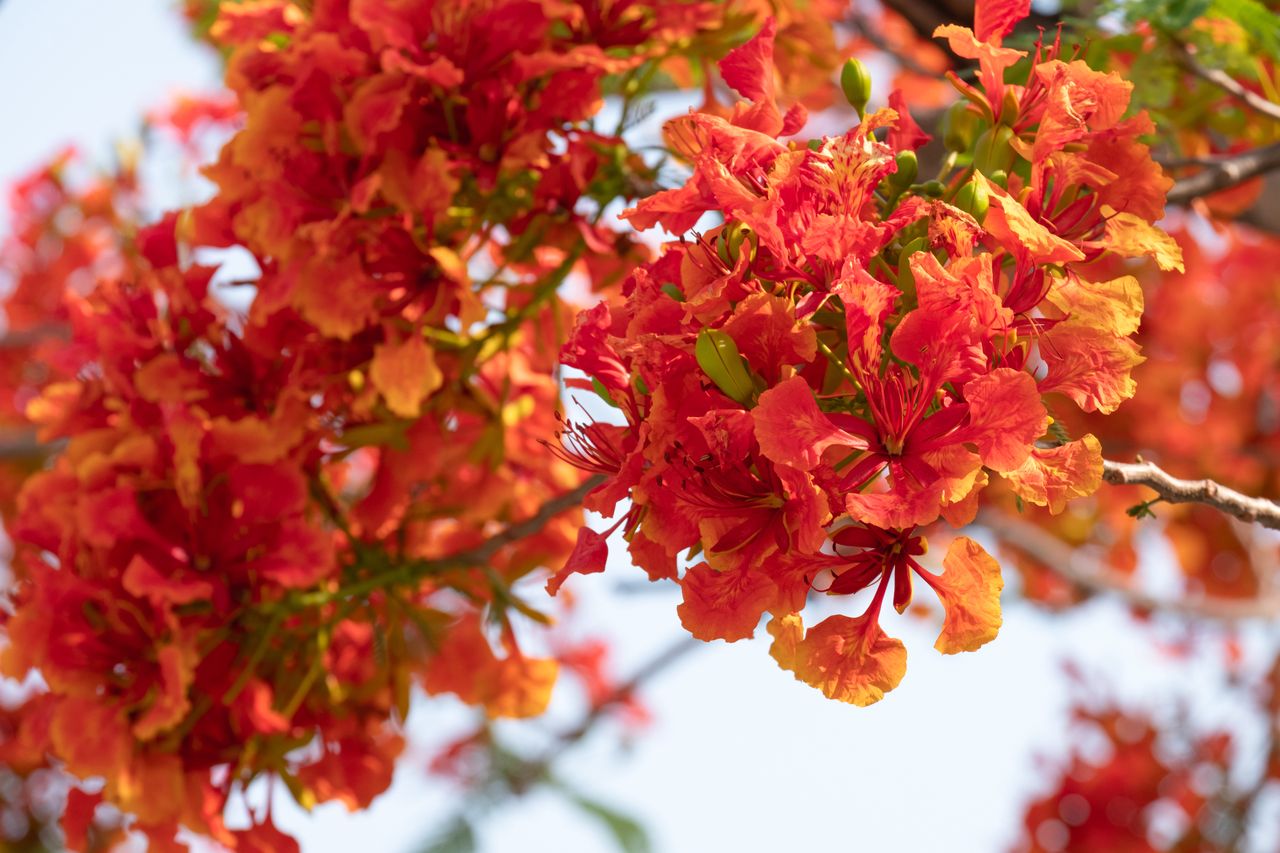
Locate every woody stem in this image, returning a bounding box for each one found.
[1102,458,1280,531]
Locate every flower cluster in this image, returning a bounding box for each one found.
[553,1,1180,705]
[1016,702,1235,853]
[0,1,872,848]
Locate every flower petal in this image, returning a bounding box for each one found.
[370,333,444,419]
[754,376,865,470]
[925,537,1003,654]
[1004,434,1103,513]
[546,526,610,595]
[769,613,908,706]
[678,562,777,642]
[978,172,1085,264]
[719,18,776,103]
[964,368,1048,473]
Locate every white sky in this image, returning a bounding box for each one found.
[0,3,1269,852]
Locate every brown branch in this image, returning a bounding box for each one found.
[846,10,948,81]
[1166,142,1280,205]
[470,473,608,563]
[0,429,56,460]
[879,0,974,43]
[548,635,701,755]
[977,508,1280,621]
[1102,459,1280,531]
[0,324,69,349]
[417,634,701,847]
[1175,43,1280,123]
[877,0,1061,44]
[294,473,608,606]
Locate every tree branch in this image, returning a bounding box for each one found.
[846,10,948,81]
[0,324,69,349]
[545,635,702,758]
[876,0,1061,44]
[469,473,609,563]
[1166,142,1280,205]
[295,474,608,607]
[1102,459,1280,531]
[0,429,57,460]
[1175,43,1280,123]
[977,508,1280,621]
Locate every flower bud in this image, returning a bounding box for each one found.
[890,150,918,187]
[695,329,755,405]
[919,180,946,198]
[715,221,757,267]
[896,236,927,292]
[953,179,990,224]
[999,89,1021,126]
[840,58,873,117]
[942,102,981,152]
[973,125,1016,176]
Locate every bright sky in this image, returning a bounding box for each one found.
[0,3,1263,852]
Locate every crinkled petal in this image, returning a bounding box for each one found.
[754,376,866,470]
[925,537,1003,653]
[770,613,908,706]
[963,368,1048,473]
[678,562,777,642]
[1004,434,1103,513]
[1099,210,1184,272]
[978,173,1085,264]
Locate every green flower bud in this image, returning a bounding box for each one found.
[890,150,918,187]
[840,58,873,117]
[726,222,756,263]
[896,236,928,292]
[942,102,981,152]
[973,125,1017,176]
[953,179,990,224]
[999,89,1021,127]
[715,221,757,267]
[696,329,755,406]
[919,180,946,198]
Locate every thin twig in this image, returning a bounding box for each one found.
[977,508,1280,621]
[416,634,702,847]
[1166,141,1280,205]
[294,474,607,607]
[551,635,701,752]
[469,474,609,563]
[1102,458,1280,531]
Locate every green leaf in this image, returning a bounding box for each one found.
[341,419,412,451]
[418,818,477,853]
[695,329,754,405]
[1126,498,1162,520]
[592,377,621,408]
[568,794,652,853]
[1126,48,1176,112]
[1209,0,1280,58]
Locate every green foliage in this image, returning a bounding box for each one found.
[566,792,653,853]
[420,818,478,853]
